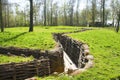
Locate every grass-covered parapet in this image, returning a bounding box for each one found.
[0,26,81,50]
[68,29,120,80]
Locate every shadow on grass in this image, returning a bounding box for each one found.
[4,32,27,42]
[110,76,120,80]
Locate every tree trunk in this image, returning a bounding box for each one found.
[64,4,67,25]
[69,0,75,26]
[44,0,47,26]
[76,0,80,26]
[7,5,9,27]
[116,13,120,32]
[102,0,105,27]
[4,6,7,28]
[0,0,3,32]
[55,8,58,26]
[24,8,26,26]
[50,0,53,26]
[29,0,33,32]
[86,0,89,27]
[112,17,114,27]
[92,0,96,27]
[70,6,73,26]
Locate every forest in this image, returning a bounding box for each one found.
[0,0,120,32]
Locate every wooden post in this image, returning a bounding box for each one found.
[35,60,39,76]
[47,59,51,75]
[12,63,16,80]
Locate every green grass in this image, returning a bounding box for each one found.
[68,29,120,80]
[0,26,81,50]
[0,54,34,64]
[37,29,120,80]
[0,26,81,64]
[37,74,74,80]
[1,26,120,79]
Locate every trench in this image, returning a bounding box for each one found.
[53,32,94,73]
[0,28,94,80]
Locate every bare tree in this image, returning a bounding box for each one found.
[63,1,68,25]
[92,0,96,26]
[50,0,53,26]
[7,4,9,27]
[116,12,120,32]
[29,0,33,32]
[69,0,75,26]
[110,0,116,27]
[0,0,3,32]
[1,0,9,28]
[44,0,47,26]
[115,0,120,32]
[102,0,105,27]
[54,2,58,26]
[86,0,89,26]
[76,0,80,26]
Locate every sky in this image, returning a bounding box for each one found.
[8,0,87,11]
[8,0,112,13]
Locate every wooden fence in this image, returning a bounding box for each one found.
[0,59,50,80]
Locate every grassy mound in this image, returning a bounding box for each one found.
[68,29,120,80]
[38,28,120,80]
[0,54,34,64]
[0,26,81,63]
[0,26,81,50]
[1,26,119,80]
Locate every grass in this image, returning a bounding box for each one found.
[1,26,120,79]
[0,54,34,64]
[0,26,81,50]
[0,26,81,63]
[37,28,120,80]
[68,29,120,80]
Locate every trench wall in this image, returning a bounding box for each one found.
[0,59,50,80]
[53,33,87,68]
[0,29,91,79]
[0,47,64,80]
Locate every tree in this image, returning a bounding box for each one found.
[76,0,80,26]
[33,0,42,26]
[46,0,50,26]
[80,9,91,26]
[29,0,33,32]
[0,0,3,32]
[101,0,105,27]
[116,12,120,32]
[44,0,47,26]
[50,0,53,26]
[115,0,120,32]
[69,0,75,26]
[110,0,116,27]
[7,4,9,27]
[2,0,9,28]
[63,1,68,25]
[52,2,58,26]
[92,0,96,26]
[110,0,120,32]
